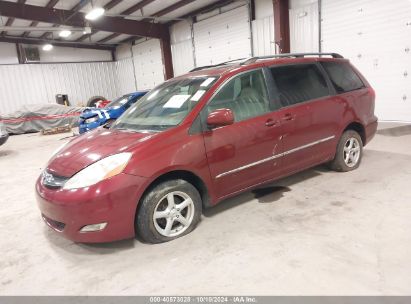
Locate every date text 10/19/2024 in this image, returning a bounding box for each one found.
[149,297,257,303]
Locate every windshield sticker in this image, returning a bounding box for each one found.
[190,90,206,101]
[200,77,215,87]
[163,95,191,108]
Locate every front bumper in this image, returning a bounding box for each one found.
[0,133,9,146]
[36,172,148,243]
[78,121,102,134]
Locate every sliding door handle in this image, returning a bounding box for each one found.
[265,119,279,127]
[282,113,295,121]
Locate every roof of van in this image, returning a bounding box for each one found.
[177,53,347,79]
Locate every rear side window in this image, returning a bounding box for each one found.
[270,64,329,106]
[321,61,365,93]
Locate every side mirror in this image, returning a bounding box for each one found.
[206,108,234,129]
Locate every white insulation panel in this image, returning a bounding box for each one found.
[132,39,165,90]
[0,62,118,114]
[193,5,252,66]
[252,15,276,56]
[321,0,411,121]
[115,58,137,95]
[289,1,319,53]
[170,21,195,76]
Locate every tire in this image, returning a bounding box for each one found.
[329,130,363,172]
[87,96,106,107]
[136,179,202,243]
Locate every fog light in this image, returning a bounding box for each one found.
[80,222,107,232]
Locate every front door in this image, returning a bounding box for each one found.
[202,69,283,199]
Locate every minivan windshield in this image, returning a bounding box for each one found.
[112,76,218,132]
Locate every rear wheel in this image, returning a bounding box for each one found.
[136,179,202,243]
[329,130,363,172]
[87,96,106,107]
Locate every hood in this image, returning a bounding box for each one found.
[80,108,102,119]
[47,128,154,177]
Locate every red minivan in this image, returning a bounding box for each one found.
[36,53,378,243]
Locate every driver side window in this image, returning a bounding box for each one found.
[207,69,270,122]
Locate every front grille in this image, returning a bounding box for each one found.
[42,171,69,189]
[42,214,66,232]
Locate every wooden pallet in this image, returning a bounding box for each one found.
[41,124,72,135]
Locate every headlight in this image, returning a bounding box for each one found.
[63,152,132,190]
[85,116,99,124]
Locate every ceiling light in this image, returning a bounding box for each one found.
[59,30,72,38]
[42,44,53,51]
[85,7,105,20]
[83,27,92,34]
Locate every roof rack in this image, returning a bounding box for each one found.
[189,58,247,72]
[189,53,344,72]
[241,52,344,65]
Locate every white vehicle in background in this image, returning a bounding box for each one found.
[0,121,9,146]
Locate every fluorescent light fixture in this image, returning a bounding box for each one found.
[85,7,105,20]
[83,26,92,34]
[42,44,53,51]
[59,30,72,38]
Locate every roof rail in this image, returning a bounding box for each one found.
[189,53,344,72]
[241,52,344,65]
[189,58,247,72]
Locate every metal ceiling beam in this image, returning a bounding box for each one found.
[0,0,166,39]
[76,0,156,42]
[0,0,26,36]
[150,0,195,18]
[107,0,195,44]
[171,0,234,23]
[39,0,92,39]
[0,35,115,51]
[104,0,124,11]
[118,35,138,44]
[21,0,60,37]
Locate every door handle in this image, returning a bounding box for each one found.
[282,113,295,121]
[265,119,279,127]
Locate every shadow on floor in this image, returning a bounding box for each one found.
[377,125,411,137]
[203,165,324,217]
[0,149,15,158]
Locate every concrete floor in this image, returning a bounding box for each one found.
[0,123,410,295]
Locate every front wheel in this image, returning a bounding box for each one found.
[329,130,363,172]
[136,179,202,243]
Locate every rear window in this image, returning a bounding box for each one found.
[270,64,329,106]
[321,61,365,93]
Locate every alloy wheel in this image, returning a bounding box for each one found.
[152,191,195,237]
[343,137,361,167]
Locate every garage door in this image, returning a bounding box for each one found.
[193,5,252,67]
[132,39,165,90]
[321,0,411,121]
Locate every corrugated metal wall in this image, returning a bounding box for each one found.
[170,20,195,76]
[321,0,411,121]
[289,1,319,52]
[252,15,276,56]
[0,62,118,114]
[193,5,252,66]
[132,39,165,90]
[115,58,137,95]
